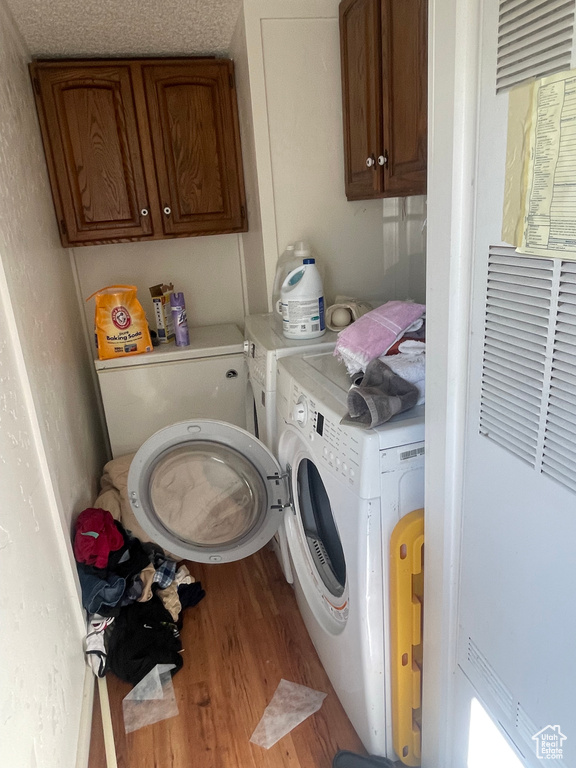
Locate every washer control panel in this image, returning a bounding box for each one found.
[288,381,361,486]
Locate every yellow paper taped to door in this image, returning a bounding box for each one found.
[87,284,153,360]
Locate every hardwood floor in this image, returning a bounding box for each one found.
[88,547,367,768]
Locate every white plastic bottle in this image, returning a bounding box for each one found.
[271,241,323,331]
[272,243,297,326]
[280,258,326,339]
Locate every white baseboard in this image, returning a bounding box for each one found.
[75,666,95,768]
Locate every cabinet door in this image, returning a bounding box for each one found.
[339,0,384,201]
[381,0,427,196]
[142,60,247,237]
[31,63,153,246]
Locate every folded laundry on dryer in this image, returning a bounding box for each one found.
[334,301,425,374]
[342,359,419,428]
[381,340,426,405]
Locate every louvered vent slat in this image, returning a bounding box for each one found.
[479,415,536,449]
[487,289,550,310]
[482,368,542,400]
[546,412,576,441]
[541,265,576,489]
[499,20,573,60]
[486,316,548,343]
[547,393,576,421]
[545,418,576,447]
[542,442,576,474]
[480,403,540,442]
[480,247,553,469]
[550,363,576,389]
[496,0,574,92]
[485,328,548,360]
[481,425,537,465]
[481,385,542,423]
[487,297,550,322]
[483,355,543,384]
[540,460,576,494]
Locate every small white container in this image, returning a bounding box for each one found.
[280,258,326,339]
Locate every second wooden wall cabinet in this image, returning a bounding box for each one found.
[30,58,248,247]
[339,0,427,201]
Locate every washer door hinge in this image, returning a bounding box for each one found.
[268,467,292,510]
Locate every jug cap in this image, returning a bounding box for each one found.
[294,240,312,258]
[303,258,315,264]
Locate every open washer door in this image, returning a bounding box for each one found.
[127,420,288,563]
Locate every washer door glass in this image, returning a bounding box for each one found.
[128,420,285,563]
[149,442,265,546]
[296,458,346,597]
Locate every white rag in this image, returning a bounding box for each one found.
[381,340,426,404]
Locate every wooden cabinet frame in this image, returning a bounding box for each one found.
[339,0,427,201]
[30,58,247,247]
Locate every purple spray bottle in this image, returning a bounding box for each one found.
[170,292,190,346]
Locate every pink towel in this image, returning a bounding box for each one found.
[334,301,425,374]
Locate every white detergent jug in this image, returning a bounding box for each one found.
[280,258,326,339]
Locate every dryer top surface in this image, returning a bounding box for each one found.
[278,352,425,449]
[244,313,338,356]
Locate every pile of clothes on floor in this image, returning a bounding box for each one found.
[334,300,426,428]
[74,506,205,685]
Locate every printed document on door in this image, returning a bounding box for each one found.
[503,69,576,259]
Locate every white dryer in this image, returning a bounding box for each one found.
[273,351,425,759]
[243,313,338,452]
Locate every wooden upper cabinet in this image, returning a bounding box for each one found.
[31,63,152,245]
[142,61,245,237]
[30,58,247,247]
[339,0,427,200]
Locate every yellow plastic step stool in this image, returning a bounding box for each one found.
[389,508,424,766]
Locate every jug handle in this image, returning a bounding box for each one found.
[281,265,305,290]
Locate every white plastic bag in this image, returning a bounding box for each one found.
[249,679,327,749]
[122,664,179,733]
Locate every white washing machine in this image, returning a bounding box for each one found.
[243,313,338,451]
[125,344,424,757]
[243,314,339,582]
[273,351,425,758]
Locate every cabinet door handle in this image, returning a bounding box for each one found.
[366,155,376,168]
[163,206,171,215]
[141,208,149,216]
[378,152,388,167]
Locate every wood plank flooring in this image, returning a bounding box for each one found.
[89,547,367,768]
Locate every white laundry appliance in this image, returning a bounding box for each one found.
[124,340,424,757]
[95,324,247,458]
[273,351,425,758]
[243,314,339,582]
[243,313,338,451]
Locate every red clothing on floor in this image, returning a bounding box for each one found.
[74,507,124,568]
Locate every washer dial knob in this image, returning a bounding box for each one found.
[293,396,308,426]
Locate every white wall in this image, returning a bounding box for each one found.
[241,0,427,312]
[0,13,106,524]
[0,1,105,764]
[382,196,427,304]
[230,5,269,316]
[74,234,248,343]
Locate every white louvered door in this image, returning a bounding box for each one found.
[448,0,576,763]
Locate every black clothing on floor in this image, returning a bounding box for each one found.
[106,595,183,685]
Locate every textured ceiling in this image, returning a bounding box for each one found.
[6,0,243,57]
